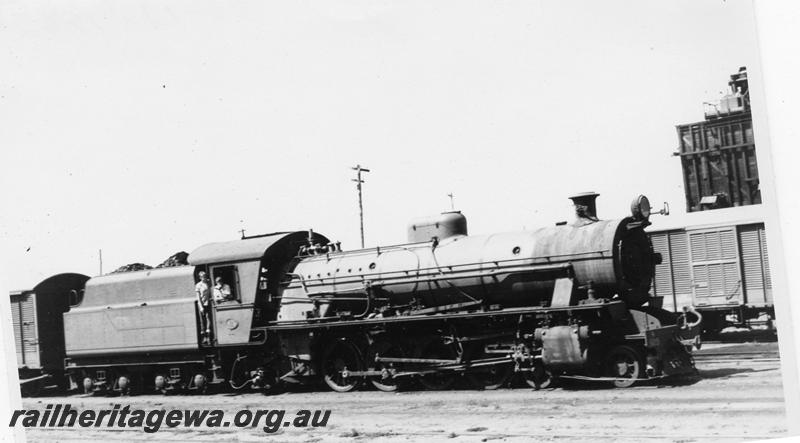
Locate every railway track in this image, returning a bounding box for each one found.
[693,345,780,362]
[694,353,779,363]
[26,426,784,442]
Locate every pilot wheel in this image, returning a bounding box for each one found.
[605,345,643,388]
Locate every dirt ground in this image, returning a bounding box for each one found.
[20,347,788,443]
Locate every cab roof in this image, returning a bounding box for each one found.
[188,231,329,265]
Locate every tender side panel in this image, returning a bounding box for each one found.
[65,299,197,356]
[64,267,198,357]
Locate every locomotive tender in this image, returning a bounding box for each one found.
[12,192,700,395]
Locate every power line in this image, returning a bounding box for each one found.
[351,164,370,248]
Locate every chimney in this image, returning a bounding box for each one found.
[569,192,600,223]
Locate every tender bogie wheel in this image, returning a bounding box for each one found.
[322,339,365,393]
[116,375,132,396]
[417,338,460,391]
[82,377,95,395]
[368,341,406,392]
[154,374,168,394]
[606,345,644,388]
[464,344,514,390]
[192,373,208,394]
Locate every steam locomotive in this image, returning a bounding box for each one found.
[11,192,701,395]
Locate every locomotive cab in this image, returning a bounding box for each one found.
[188,231,330,346]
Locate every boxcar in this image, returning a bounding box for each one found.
[649,222,773,334]
[9,273,90,394]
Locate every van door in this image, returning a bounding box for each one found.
[689,227,742,307]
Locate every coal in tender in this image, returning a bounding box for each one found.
[156,251,189,268]
[110,263,153,274]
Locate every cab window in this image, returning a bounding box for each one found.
[211,265,239,303]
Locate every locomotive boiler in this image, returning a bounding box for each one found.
[13,192,701,396]
[279,192,656,321]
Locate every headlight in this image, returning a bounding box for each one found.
[630,195,651,220]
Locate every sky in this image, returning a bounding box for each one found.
[0,0,768,289]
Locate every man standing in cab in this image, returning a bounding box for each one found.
[195,271,212,344]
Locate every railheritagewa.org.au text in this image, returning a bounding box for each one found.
[9,404,331,434]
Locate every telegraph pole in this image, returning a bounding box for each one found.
[447,192,455,211]
[351,164,370,248]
